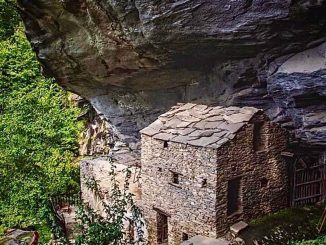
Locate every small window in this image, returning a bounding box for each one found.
[260,178,268,188]
[182,233,189,241]
[172,172,180,184]
[158,167,162,172]
[163,141,168,148]
[202,179,207,187]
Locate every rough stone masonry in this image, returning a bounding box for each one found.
[141,104,289,245]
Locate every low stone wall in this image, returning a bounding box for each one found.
[80,158,146,242]
[80,158,142,210]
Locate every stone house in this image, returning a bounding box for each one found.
[140,103,289,245]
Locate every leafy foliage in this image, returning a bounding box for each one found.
[289,236,326,245]
[75,164,144,245]
[47,161,145,245]
[0,0,20,40]
[0,22,82,238]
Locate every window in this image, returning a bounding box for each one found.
[182,233,189,241]
[260,178,268,188]
[172,172,180,184]
[253,122,265,152]
[227,177,242,216]
[158,167,162,172]
[202,178,207,187]
[163,141,168,148]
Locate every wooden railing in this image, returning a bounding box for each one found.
[50,192,81,209]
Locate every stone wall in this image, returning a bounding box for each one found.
[80,158,142,211]
[80,158,146,242]
[215,113,289,235]
[141,113,289,244]
[141,135,218,245]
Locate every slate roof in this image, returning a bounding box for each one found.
[140,103,261,149]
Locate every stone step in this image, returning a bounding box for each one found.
[230,221,249,235]
[180,235,230,245]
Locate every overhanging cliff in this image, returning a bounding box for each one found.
[17,0,326,149]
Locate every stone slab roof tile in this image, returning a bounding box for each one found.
[141,103,260,149]
[218,122,245,133]
[240,106,259,114]
[176,121,193,128]
[193,104,208,111]
[206,115,224,122]
[181,115,202,123]
[171,135,198,144]
[223,113,253,123]
[178,128,196,136]
[188,136,220,147]
[188,129,218,138]
[139,127,159,137]
[153,132,176,141]
[208,137,230,148]
[179,103,197,110]
[205,121,224,129]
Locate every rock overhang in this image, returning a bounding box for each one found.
[17,0,326,147]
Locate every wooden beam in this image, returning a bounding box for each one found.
[281,151,294,157]
[295,179,322,187]
[153,206,171,217]
[294,193,321,202]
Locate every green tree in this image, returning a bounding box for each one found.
[0,25,82,238]
[0,0,20,40]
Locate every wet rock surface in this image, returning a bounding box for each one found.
[17,0,326,147]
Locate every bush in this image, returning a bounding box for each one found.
[0,24,82,239]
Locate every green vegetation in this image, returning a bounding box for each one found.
[0,0,20,40]
[240,206,325,245]
[290,236,326,245]
[0,3,142,244]
[0,0,82,240]
[73,169,144,245]
[46,164,145,245]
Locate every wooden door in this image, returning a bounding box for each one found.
[157,212,168,244]
[291,153,326,206]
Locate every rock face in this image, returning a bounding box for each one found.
[17,0,326,147]
[267,43,326,145]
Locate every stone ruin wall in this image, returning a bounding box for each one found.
[215,113,289,235]
[80,159,142,212]
[80,158,147,242]
[141,135,218,245]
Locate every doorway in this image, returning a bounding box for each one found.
[227,177,242,216]
[157,211,168,244]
